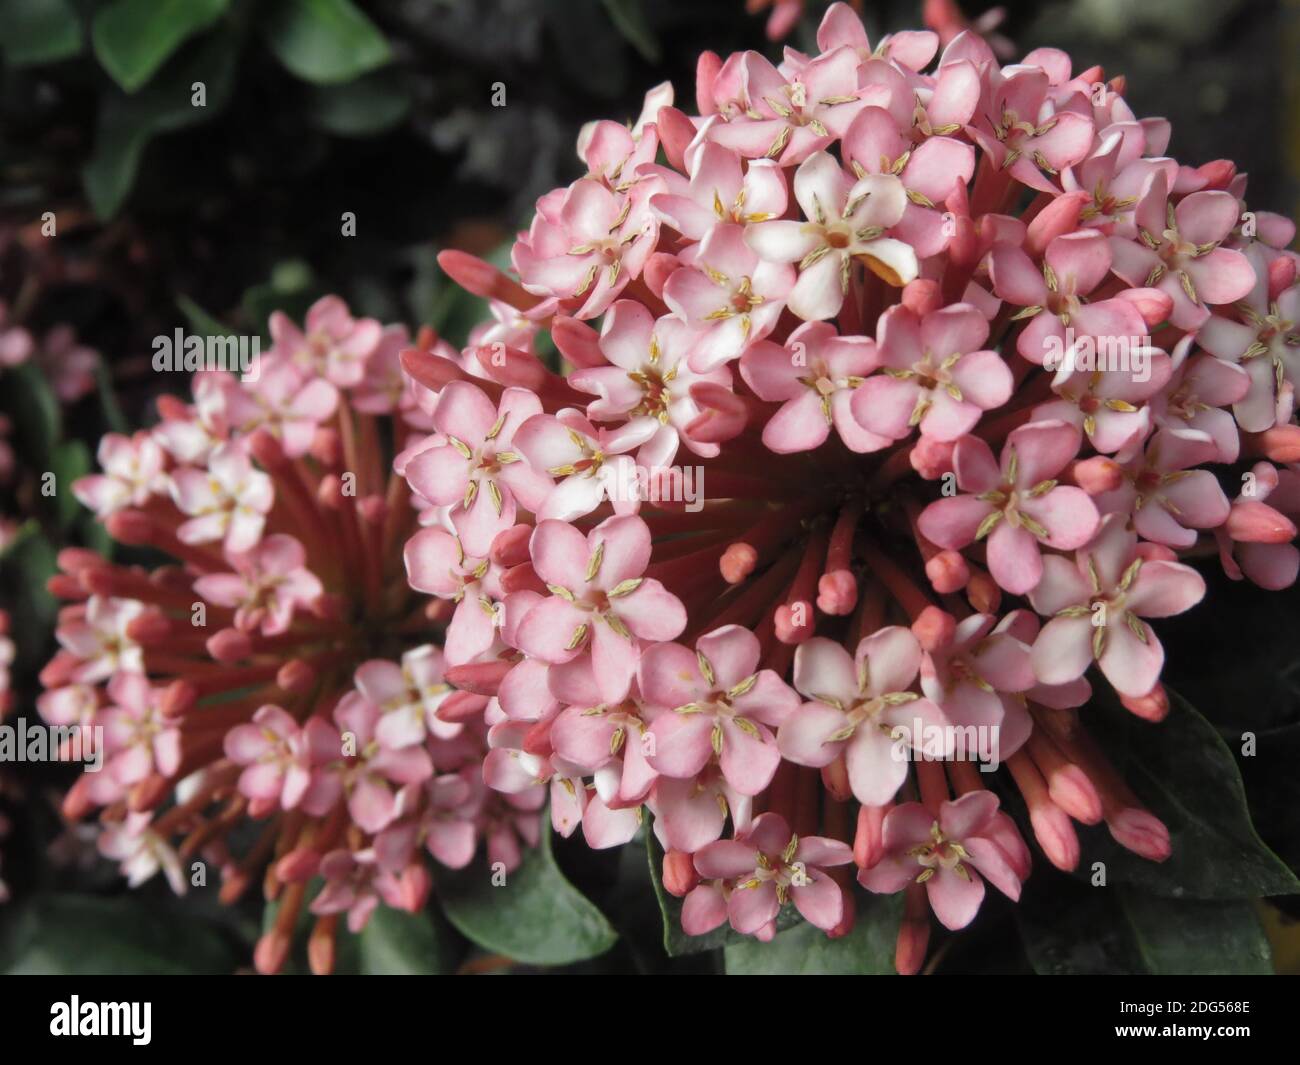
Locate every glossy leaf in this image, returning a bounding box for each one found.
[92,0,228,92]
[434,827,618,966]
[1077,687,1300,899]
[261,0,391,85]
[0,0,81,67]
[723,893,902,974]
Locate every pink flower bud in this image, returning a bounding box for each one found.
[1029,802,1080,872]
[775,600,814,643]
[1115,286,1174,328]
[490,524,533,568]
[642,252,680,300]
[925,549,970,594]
[662,849,698,897]
[1120,683,1170,722]
[966,570,1001,615]
[911,606,956,653]
[720,543,757,584]
[816,569,857,615]
[910,437,955,479]
[1108,808,1172,862]
[1226,500,1297,544]
[207,628,252,665]
[1070,455,1124,495]
[1027,190,1089,255]
[902,279,942,317]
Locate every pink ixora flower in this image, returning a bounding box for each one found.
[919,612,1035,740]
[1028,514,1206,697]
[269,294,383,388]
[988,228,1151,366]
[918,420,1100,594]
[705,47,868,165]
[746,151,918,321]
[841,106,974,258]
[513,409,644,521]
[1109,170,1255,330]
[1034,348,1173,457]
[216,359,339,458]
[307,691,434,835]
[512,174,661,319]
[649,142,787,241]
[99,672,182,788]
[514,514,686,704]
[967,66,1094,194]
[568,302,731,467]
[859,791,1022,930]
[663,223,794,370]
[740,321,887,453]
[852,303,1013,443]
[403,382,551,557]
[98,813,186,894]
[54,595,144,684]
[169,443,274,553]
[72,432,166,518]
[353,645,457,749]
[193,534,323,636]
[694,812,853,935]
[403,526,506,666]
[1092,426,1230,547]
[779,627,947,805]
[224,704,331,810]
[642,624,799,796]
[1196,246,1300,432]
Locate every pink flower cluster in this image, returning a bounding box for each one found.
[40,298,541,973]
[400,3,1300,969]
[0,299,99,402]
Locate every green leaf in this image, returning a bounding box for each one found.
[0,0,81,67]
[723,893,902,974]
[92,0,228,92]
[49,438,91,530]
[434,826,618,966]
[261,0,391,85]
[599,0,661,62]
[1077,687,1300,899]
[0,894,238,974]
[3,362,61,468]
[1120,891,1272,974]
[177,293,236,339]
[94,359,128,434]
[358,905,459,975]
[1018,874,1272,974]
[1,522,58,665]
[305,68,410,136]
[83,28,239,218]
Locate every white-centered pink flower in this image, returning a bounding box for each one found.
[1028,514,1206,696]
[918,420,1100,594]
[746,151,918,321]
[853,303,1014,442]
[860,791,1022,930]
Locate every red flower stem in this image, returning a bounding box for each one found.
[915,758,949,816]
[858,539,933,622]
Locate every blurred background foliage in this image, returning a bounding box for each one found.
[0,0,1298,974]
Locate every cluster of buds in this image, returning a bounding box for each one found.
[37,298,542,973]
[398,2,1300,971]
